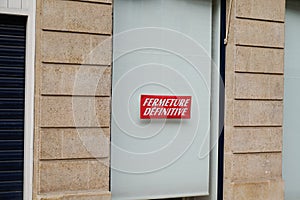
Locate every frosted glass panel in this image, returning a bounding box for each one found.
[112,0,212,199]
[284,1,300,200]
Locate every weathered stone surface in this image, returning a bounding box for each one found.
[39,160,89,193]
[42,31,111,65]
[89,160,110,190]
[40,96,110,127]
[231,153,282,181]
[40,129,62,159]
[38,192,111,200]
[40,128,110,159]
[235,73,283,100]
[235,46,284,74]
[39,160,109,193]
[234,100,283,126]
[77,0,112,4]
[232,180,284,200]
[41,64,111,96]
[42,0,112,34]
[236,0,285,22]
[224,153,232,179]
[232,127,282,153]
[235,19,284,48]
[233,181,269,200]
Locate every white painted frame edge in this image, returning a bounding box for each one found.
[0,3,36,200]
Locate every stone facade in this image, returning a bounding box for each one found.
[33,0,112,199]
[224,0,285,199]
[32,0,287,199]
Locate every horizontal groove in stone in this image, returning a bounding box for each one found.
[235,19,284,48]
[235,44,284,50]
[41,94,111,98]
[42,61,111,67]
[40,126,110,129]
[40,157,108,162]
[38,190,111,198]
[236,16,284,24]
[233,98,283,101]
[41,63,111,67]
[40,126,110,128]
[42,28,112,36]
[232,151,282,155]
[234,125,282,128]
[73,0,112,5]
[234,71,284,75]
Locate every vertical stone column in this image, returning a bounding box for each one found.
[34,0,112,199]
[224,0,285,199]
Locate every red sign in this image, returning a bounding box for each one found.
[140,94,192,119]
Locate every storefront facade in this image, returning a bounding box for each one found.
[0,0,290,199]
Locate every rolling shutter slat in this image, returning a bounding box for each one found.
[0,78,25,88]
[0,150,23,161]
[0,110,24,119]
[0,120,24,130]
[0,141,24,151]
[0,191,23,199]
[0,171,23,182]
[0,182,23,192]
[0,67,25,77]
[0,14,26,199]
[0,88,24,98]
[0,161,23,171]
[0,99,24,109]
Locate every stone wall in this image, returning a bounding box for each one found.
[224,0,285,199]
[32,0,287,199]
[34,0,112,199]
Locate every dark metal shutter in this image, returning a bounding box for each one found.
[0,14,26,200]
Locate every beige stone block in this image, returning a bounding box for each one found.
[224,126,233,153]
[223,180,233,200]
[40,96,110,127]
[40,128,110,159]
[225,70,235,99]
[233,181,270,200]
[235,46,284,74]
[234,100,283,126]
[232,180,284,200]
[269,180,284,200]
[42,31,111,65]
[63,128,110,159]
[38,192,111,200]
[41,64,111,96]
[62,193,111,200]
[231,153,282,181]
[236,0,285,22]
[40,129,62,159]
[225,99,234,126]
[39,160,89,193]
[88,160,109,190]
[224,153,232,179]
[232,127,282,153]
[77,0,112,4]
[225,44,236,72]
[235,73,283,100]
[224,99,234,153]
[42,0,112,34]
[235,19,284,48]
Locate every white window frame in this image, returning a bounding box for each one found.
[0,2,36,200]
